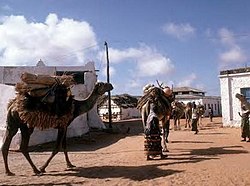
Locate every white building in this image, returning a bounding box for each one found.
[173,87,221,117]
[0,61,106,149]
[219,67,250,127]
[98,94,140,121]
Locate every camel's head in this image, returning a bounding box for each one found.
[95,82,113,95]
[236,93,245,101]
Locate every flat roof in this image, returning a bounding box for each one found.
[173,86,205,93]
[220,67,250,75]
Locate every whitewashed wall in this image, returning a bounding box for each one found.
[0,62,106,149]
[0,85,17,149]
[98,100,140,121]
[121,108,140,120]
[220,72,250,127]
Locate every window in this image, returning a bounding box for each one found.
[241,88,250,102]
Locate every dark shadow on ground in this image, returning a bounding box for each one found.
[40,156,218,182]
[28,119,144,153]
[189,145,248,156]
[49,164,183,181]
[170,145,248,157]
[198,132,228,135]
[171,140,213,144]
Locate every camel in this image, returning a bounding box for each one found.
[236,93,250,111]
[1,81,113,176]
[171,101,185,130]
[184,102,192,128]
[197,104,205,126]
[137,85,173,159]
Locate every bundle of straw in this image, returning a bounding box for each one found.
[15,72,75,97]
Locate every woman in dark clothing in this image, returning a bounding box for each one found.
[239,105,250,142]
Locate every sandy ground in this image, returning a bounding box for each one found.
[1,117,250,186]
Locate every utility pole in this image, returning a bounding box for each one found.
[104,41,112,128]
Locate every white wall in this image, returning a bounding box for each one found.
[0,84,17,148]
[121,108,140,120]
[201,97,221,117]
[0,62,106,149]
[99,100,141,121]
[220,72,250,127]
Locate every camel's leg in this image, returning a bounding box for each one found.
[173,118,178,131]
[178,119,181,130]
[142,111,147,132]
[1,126,18,176]
[162,119,169,152]
[19,126,41,175]
[165,119,170,143]
[62,128,75,168]
[39,128,65,173]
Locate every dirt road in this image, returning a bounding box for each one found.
[1,117,250,186]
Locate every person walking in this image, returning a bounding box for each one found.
[208,106,213,122]
[191,103,199,134]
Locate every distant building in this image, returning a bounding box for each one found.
[0,61,104,149]
[173,86,221,117]
[219,67,250,127]
[98,94,140,121]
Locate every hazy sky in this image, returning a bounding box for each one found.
[0,0,250,96]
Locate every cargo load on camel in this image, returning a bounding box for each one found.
[12,72,76,130]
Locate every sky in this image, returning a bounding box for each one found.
[0,0,250,96]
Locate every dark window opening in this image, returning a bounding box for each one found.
[241,88,250,102]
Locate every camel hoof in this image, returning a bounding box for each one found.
[34,171,43,176]
[146,155,153,161]
[39,167,46,173]
[6,171,15,176]
[67,164,76,168]
[161,154,168,159]
[163,149,169,152]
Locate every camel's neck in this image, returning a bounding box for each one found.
[73,88,101,117]
[241,99,250,110]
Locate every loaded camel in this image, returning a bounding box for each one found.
[1,73,113,176]
[137,84,173,160]
[171,101,185,130]
[184,102,192,128]
[197,103,205,126]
